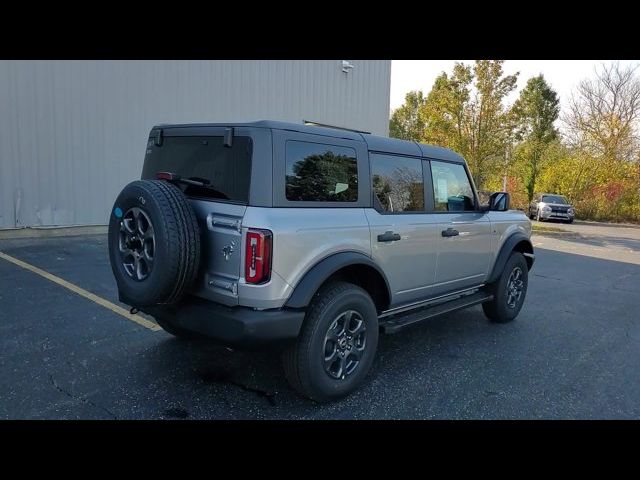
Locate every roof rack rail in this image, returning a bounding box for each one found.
[303,120,371,135]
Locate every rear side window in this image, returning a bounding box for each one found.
[370,153,425,212]
[141,136,252,203]
[285,141,358,202]
[430,161,475,211]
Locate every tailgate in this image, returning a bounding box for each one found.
[141,127,254,306]
[190,199,246,306]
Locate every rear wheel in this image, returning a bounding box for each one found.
[282,281,379,402]
[482,252,528,324]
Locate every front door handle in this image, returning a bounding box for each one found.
[442,228,459,237]
[377,231,401,242]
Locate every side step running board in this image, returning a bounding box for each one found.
[380,291,493,334]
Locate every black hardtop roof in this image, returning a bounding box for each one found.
[154,120,466,164]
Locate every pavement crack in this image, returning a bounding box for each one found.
[533,273,562,280]
[231,381,277,406]
[533,273,592,287]
[196,369,276,406]
[49,374,118,419]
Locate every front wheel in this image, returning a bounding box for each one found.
[482,252,529,323]
[282,281,379,402]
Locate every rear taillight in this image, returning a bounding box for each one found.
[245,229,272,284]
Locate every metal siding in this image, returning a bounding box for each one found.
[0,60,391,228]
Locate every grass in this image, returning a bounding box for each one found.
[531,224,568,233]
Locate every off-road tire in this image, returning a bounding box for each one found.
[108,180,200,307]
[482,252,528,324]
[282,281,379,402]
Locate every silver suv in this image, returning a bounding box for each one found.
[108,121,535,402]
[529,193,575,223]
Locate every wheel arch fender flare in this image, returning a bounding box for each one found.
[487,233,535,284]
[284,251,392,309]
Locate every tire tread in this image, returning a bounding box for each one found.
[108,179,200,306]
[283,281,377,402]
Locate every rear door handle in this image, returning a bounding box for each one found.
[377,231,401,242]
[441,228,459,237]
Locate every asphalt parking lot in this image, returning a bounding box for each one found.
[2,220,640,419]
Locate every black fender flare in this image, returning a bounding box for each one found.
[487,233,535,284]
[284,251,392,309]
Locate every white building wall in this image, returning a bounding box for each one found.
[0,60,391,228]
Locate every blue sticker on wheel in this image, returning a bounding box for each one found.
[114,207,123,218]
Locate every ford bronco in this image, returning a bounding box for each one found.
[108,121,535,402]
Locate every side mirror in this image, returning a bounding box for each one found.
[489,192,510,212]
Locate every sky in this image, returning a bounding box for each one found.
[390,60,640,114]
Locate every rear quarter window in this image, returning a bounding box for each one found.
[141,135,252,203]
[285,141,358,202]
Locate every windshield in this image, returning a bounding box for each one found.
[542,195,568,204]
[141,135,252,203]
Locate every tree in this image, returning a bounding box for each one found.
[388,61,640,223]
[564,63,640,162]
[421,64,472,154]
[419,61,518,189]
[389,90,427,140]
[563,62,640,220]
[511,75,560,201]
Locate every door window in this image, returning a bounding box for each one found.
[430,161,475,212]
[370,153,425,213]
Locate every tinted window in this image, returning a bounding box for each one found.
[141,136,252,203]
[371,154,425,212]
[541,195,568,204]
[430,161,475,211]
[285,141,358,202]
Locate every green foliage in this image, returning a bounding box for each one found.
[389,90,427,141]
[510,75,560,201]
[390,61,518,189]
[389,61,640,223]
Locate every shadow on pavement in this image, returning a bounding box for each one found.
[535,230,640,252]
[137,246,640,418]
[2,234,640,418]
[573,220,640,230]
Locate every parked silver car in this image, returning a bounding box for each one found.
[108,121,535,402]
[529,193,575,223]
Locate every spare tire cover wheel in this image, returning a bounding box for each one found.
[108,180,201,307]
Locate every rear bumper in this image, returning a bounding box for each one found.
[141,296,305,347]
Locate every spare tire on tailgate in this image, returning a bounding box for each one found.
[108,180,201,307]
